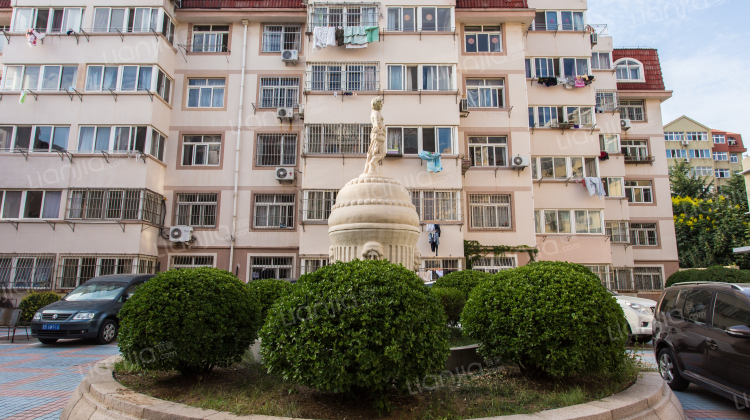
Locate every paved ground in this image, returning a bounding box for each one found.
[0,333,747,420]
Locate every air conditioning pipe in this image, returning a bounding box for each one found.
[229,19,249,274]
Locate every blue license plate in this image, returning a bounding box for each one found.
[42,324,60,331]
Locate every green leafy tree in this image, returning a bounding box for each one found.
[719,173,748,212]
[669,159,712,199]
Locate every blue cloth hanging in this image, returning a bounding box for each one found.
[418,151,443,173]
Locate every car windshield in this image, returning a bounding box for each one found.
[65,282,127,301]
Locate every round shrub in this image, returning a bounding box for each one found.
[118,267,261,377]
[19,291,60,321]
[247,278,292,325]
[261,260,450,401]
[434,269,491,299]
[431,287,465,326]
[666,266,750,287]
[462,261,628,378]
[665,269,698,287]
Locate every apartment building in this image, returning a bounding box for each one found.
[0,0,677,300]
[663,115,746,187]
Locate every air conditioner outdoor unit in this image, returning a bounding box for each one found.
[169,226,193,243]
[681,140,689,146]
[277,107,294,121]
[685,157,690,163]
[460,98,469,113]
[297,104,305,118]
[275,167,295,181]
[511,155,530,169]
[590,33,598,46]
[620,119,631,131]
[281,49,298,65]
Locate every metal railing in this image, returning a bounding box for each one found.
[304,123,371,154]
[178,0,303,8]
[171,255,215,269]
[305,62,379,92]
[0,254,56,290]
[455,0,527,8]
[67,189,164,226]
[587,24,608,35]
[624,155,655,163]
[307,5,379,30]
[596,90,619,112]
[57,254,156,289]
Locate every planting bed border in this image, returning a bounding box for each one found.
[62,356,686,420]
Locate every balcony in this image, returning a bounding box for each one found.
[0,1,10,9]
[177,0,304,9]
[455,0,528,8]
[624,155,655,164]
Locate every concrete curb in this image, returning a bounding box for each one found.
[62,356,686,420]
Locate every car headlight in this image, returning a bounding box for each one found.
[73,312,96,320]
[33,312,42,321]
[626,302,653,315]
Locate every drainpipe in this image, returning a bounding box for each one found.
[229,19,250,275]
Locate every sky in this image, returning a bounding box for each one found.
[587,0,750,140]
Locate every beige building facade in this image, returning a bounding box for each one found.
[0,0,677,300]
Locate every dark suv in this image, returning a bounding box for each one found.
[30,274,154,345]
[652,282,750,402]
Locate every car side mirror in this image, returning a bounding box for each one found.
[726,325,750,339]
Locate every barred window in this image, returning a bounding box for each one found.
[619,100,645,121]
[250,256,293,280]
[473,256,515,273]
[175,193,218,228]
[605,221,629,243]
[630,223,658,246]
[182,135,221,166]
[0,254,55,290]
[595,90,617,112]
[311,5,378,28]
[67,189,163,224]
[410,190,460,222]
[633,267,663,291]
[254,194,295,229]
[469,194,511,229]
[308,63,378,91]
[262,24,301,52]
[423,259,459,273]
[300,258,329,275]
[256,133,297,166]
[469,136,507,167]
[58,254,156,289]
[260,77,299,108]
[303,190,337,221]
[171,255,214,269]
[305,123,371,154]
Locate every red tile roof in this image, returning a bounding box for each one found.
[179,0,304,9]
[612,48,666,91]
[711,130,747,153]
[456,0,528,8]
[0,0,10,8]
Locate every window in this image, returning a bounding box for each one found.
[175,193,218,228]
[689,149,711,159]
[606,221,629,243]
[596,91,617,112]
[386,65,418,91]
[685,132,708,141]
[591,52,611,70]
[420,7,452,31]
[250,256,293,280]
[421,127,453,153]
[534,58,555,78]
[622,140,649,161]
[309,63,378,91]
[313,5,378,28]
[129,8,160,32]
[574,210,603,234]
[468,136,507,167]
[422,65,453,91]
[262,24,301,52]
[532,10,584,31]
[300,258,329,275]
[530,106,594,127]
[93,7,128,32]
[187,78,225,108]
[77,126,150,154]
[386,7,415,31]
[615,59,643,81]
[254,194,295,229]
[410,190,460,222]
[728,137,738,146]
[256,133,297,166]
[712,134,726,144]
[385,126,417,155]
[191,24,229,52]
[538,209,571,234]
[535,106,558,127]
[67,189,163,224]
[620,100,645,121]
[423,259,459,274]
[306,123,371,154]
[559,11,585,30]
[3,65,78,92]
[0,254,55,289]
[13,7,84,33]
[303,190,337,221]
[162,13,176,45]
[83,65,116,91]
[630,223,658,246]
[182,135,221,166]
[625,180,653,203]
[155,69,172,103]
[171,255,215,269]
[683,289,713,324]
[536,156,567,179]
[150,130,166,161]
[712,293,750,332]
[473,256,516,273]
[715,169,730,179]
[713,151,728,161]
[464,25,501,53]
[561,57,589,78]
[600,134,619,153]
[260,77,299,108]
[84,65,155,93]
[664,132,684,141]
[1,126,70,152]
[665,149,687,159]
[58,254,156,289]
[689,167,713,177]
[466,79,504,108]
[603,177,624,197]
[731,154,740,163]
[525,59,531,78]
[1,190,61,219]
[469,194,511,229]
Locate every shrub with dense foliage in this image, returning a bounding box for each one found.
[118,268,262,377]
[666,266,750,287]
[430,287,465,327]
[246,278,292,325]
[462,261,628,378]
[260,260,450,405]
[19,291,60,321]
[434,269,491,299]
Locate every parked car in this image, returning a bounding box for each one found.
[610,291,656,343]
[29,274,154,345]
[652,282,750,401]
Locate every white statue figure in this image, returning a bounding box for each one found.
[364,97,386,174]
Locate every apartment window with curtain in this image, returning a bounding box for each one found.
[256,133,297,166]
[615,59,643,81]
[531,156,598,180]
[0,126,70,152]
[84,65,153,92]
[386,7,415,31]
[386,65,418,91]
[410,190,460,222]
[713,134,726,144]
[262,24,301,52]
[191,25,229,52]
[602,177,624,197]
[534,209,601,234]
[150,130,166,162]
[155,69,172,103]
[630,223,658,246]
[469,194,511,230]
[2,65,78,92]
[466,79,504,108]
[182,135,220,166]
[561,58,589,78]
[260,77,299,108]
[464,25,501,52]
[422,65,453,91]
[174,193,217,228]
[303,190,337,221]
[622,140,649,161]
[0,190,61,219]
[591,52,611,70]
[468,136,507,167]
[599,134,619,153]
[713,151,728,161]
[253,194,295,229]
[187,78,225,108]
[625,181,653,203]
[422,127,453,154]
[13,7,84,33]
[385,126,417,155]
[76,126,149,154]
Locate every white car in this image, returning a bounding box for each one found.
[610,291,656,343]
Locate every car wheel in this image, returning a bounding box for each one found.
[96,319,118,345]
[658,348,690,391]
[635,335,652,344]
[39,338,58,344]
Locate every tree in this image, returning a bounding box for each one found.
[718,173,748,212]
[669,159,712,199]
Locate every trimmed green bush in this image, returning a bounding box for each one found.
[462,261,628,378]
[666,266,750,287]
[247,278,292,325]
[260,260,450,404]
[431,287,465,326]
[665,269,698,287]
[118,267,262,377]
[19,291,61,321]
[434,269,491,299]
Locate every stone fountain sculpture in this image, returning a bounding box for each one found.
[328,98,421,270]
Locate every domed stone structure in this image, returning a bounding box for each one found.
[328,98,420,269]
